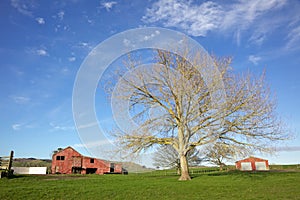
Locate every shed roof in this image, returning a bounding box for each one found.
[236,156,268,163]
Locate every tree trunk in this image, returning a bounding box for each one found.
[179,154,191,180]
[177,168,181,175]
[176,159,181,175]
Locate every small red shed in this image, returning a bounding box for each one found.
[235,157,269,171]
[51,146,123,174]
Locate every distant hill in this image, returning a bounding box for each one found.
[12,158,52,173]
[13,158,52,168]
[12,158,52,172]
[121,162,153,173]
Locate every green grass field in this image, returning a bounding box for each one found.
[1,170,300,200]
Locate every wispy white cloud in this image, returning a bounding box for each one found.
[27,47,48,56]
[10,95,30,104]
[54,24,69,32]
[49,122,74,131]
[51,10,69,33]
[143,0,288,43]
[143,0,222,37]
[79,42,89,48]
[234,29,241,46]
[10,0,34,17]
[101,1,117,11]
[52,10,65,21]
[248,55,261,65]
[35,17,45,24]
[74,42,94,52]
[142,30,160,41]
[82,14,94,25]
[220,0,286,31]
[248,31,267,46]
[57,11,65,21]
[87,19,94,25]
[286,25,300,51]
[122,31,161,48]
[123,38,132,47]
[68,56,76,62]
[12,123,22,130]
[81,41,89,46]
[36,49,48,56]
[12,122,35,131]
[77,122,98,130]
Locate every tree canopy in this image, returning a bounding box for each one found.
[109,49,288,180]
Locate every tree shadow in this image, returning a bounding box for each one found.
[190,170,268,179]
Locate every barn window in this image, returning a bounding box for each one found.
[90,159,94,163]
[56,156,65,160]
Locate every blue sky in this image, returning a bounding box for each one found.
[1,0,300,166]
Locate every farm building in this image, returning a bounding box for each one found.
[235,157,269,171]
[51,146,123,174]
[12,167,47,175]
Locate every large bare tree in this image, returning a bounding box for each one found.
[110,49,287,180]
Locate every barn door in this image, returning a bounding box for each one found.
[241,162,252,171]
[110,163,115,173]
[255,162,267,170]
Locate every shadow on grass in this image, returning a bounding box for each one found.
[1,174,93,181]
[2,174,28,179]
[190,170,273,180]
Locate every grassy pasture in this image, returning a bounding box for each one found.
[0,170,299,200]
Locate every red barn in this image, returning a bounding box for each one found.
[235,157,269,171]
[51,146,123,174]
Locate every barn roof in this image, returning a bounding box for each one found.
[52,146,81,156]
[236,156,268,163]
[52,146,110,162]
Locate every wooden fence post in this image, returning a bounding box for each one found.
[0,150,14,178]
[8,151,14,171]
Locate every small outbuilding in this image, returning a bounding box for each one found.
[12,167,47,175]
[235,157,269,171]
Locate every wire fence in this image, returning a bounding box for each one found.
[138,167,222,176]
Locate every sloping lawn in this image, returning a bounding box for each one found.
[0,171,299,199]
